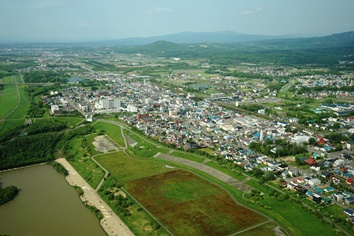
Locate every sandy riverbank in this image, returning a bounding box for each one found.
[55,158,134,236]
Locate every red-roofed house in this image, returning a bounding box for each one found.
[305,157,317,166]
[346,178,353,185]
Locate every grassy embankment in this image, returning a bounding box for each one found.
[0,75,30,135]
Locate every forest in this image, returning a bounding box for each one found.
[0,122,95,171]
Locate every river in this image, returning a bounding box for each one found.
[0,164,106,236]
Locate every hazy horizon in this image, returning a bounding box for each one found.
[1,0,354,43]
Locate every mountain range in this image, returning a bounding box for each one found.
[105,31,292,46]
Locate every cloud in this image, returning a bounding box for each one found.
[241,7,263,16]
[147,6,172,15]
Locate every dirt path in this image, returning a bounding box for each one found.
[56,158,134,236]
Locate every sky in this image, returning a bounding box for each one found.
[1,0,354,42]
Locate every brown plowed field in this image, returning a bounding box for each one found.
[125,170,266,236]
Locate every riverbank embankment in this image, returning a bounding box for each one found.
[55,158,134,236]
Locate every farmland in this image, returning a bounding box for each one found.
[125,170,267,236]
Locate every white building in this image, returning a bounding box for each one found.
[127,104,138,113]
[308,178,321,186]
[95,97,120,110]
[51,105,60,114]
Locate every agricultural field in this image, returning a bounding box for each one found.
[125,170,267,236]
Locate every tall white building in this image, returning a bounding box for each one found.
[95,97,121,110]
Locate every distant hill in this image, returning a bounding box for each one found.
[245,31,354,50]
[113,31,354,65]
[101,31,291,46]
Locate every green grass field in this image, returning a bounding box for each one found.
[246,179,338,236]
[95,151,171,183]
[92,121,126,147]
[5,85,30,120]
[170,151,205,163]
[50,117,85,126]
[124,130,170,154]
[2,75,17,83]
[66,136,105,188]
[0,83,18,119]
[125,170,267,236]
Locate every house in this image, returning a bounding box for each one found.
[305,157,317,166]
[333,192,344,202]
[324,187,335,193]
[297,178,304,184]
[314,187,324,193]
[281,170,289,178]
[344,208,354,216]
[322,197,332,204]
[346,178,353,185]
[280,182,287,188]
[306,190,313,197]
[345,196,354,205]
[321,171,333,179]
[309,178,321,187]
[313,193,322,203]
[287,181,297,191]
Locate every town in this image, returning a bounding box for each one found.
[1,37,354,236]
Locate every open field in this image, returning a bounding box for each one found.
[124,130,170,154]
[95,151,171,183]
[92,121,125,147]
[125,170,267,236]
[5,85,30,120]
[66,136,105,188]
[2,75,17,83]
[0,83,18,119]
[52,117,85,126]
